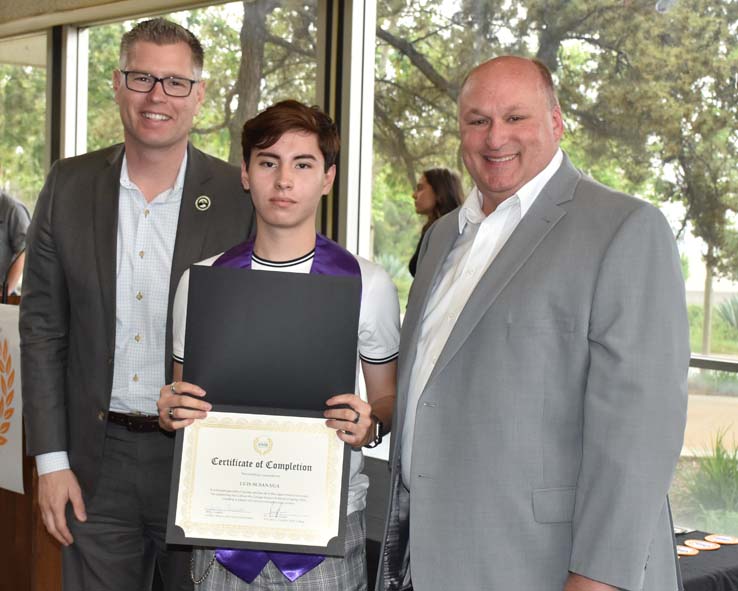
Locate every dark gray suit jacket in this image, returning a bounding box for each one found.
[378,155,689,591]
[20,143,254,496]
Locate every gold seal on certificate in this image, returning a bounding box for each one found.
[167,411,348,553]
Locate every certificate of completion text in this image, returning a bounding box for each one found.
[174,411,344,547]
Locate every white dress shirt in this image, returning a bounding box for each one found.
[36,153,186,476]
[400,149,563,486]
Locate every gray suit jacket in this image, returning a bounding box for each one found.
[378,155,689,591]
[20,143,254,496]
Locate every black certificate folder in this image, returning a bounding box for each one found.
[183,265,361,410]
[166,265,360,556]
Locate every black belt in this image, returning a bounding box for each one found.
[107,411,161,433]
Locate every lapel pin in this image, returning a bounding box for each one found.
[195,195,211,211]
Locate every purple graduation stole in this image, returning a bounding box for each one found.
[211,233,361,583]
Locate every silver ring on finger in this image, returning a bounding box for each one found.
[170,382,177,394]
[168,407,175,419]
[351,409,360,424]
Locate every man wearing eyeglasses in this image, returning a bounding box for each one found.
[20,18,254,591]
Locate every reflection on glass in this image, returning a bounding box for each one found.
[86,0,317,165]
[688,295,738,361]
[671,368,738,536]
[0,34,47,212]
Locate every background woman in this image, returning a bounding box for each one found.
[408,168,463,276]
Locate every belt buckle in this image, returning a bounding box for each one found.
[110,411,159,432]
[126,415,139,431]
[132,413,158,433]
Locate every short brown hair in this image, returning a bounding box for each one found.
[241,100,340,171]
[120,18,204,78]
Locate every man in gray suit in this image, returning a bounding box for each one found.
[20,19,253,590]
[378,56,689,591]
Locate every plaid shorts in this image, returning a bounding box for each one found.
[191,510,368,591]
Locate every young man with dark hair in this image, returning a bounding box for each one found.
[158,100,399,590]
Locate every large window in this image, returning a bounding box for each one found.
[0,33,48,212]
[675,366,738,534]
[371,0,738,534]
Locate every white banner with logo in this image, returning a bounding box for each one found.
[0,304,23,494]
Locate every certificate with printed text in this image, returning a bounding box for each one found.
[166,408,350,556]
[166,268,359,555]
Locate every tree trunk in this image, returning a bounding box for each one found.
[702,253,714,355]
[228,0,276,165]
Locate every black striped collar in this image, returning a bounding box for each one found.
[251,249,315,268]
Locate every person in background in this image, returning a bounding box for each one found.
[408,168,462,277]
[20,18,254,590]
[0,188,30,295]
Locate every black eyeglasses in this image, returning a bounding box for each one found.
[120,71,199,97]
